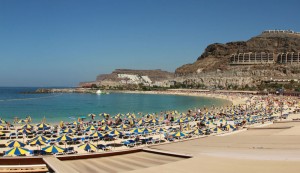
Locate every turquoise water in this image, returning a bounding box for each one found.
[0,87,230,124]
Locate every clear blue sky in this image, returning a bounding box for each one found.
[0,0,299,87]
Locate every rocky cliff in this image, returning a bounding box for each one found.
[175,30,300,89]
[79,69,174,87]
[176,31,300,75]
[96,69,174,82]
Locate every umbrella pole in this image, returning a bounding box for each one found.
[159,133,161,143]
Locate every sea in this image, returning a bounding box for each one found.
[0,87,230,124]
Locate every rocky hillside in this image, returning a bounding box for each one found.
[96,69,174,82]
[79,69,174,87]
[176,31,300,75]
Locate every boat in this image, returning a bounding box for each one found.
[96,90,102,95]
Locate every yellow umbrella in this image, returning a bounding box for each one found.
[42,145,64,154]
[30,139,46,146]
[78,142,97,152]
[85,125,96,131]
[5,147,29,156]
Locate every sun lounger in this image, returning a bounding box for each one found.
[66,150,78,154]
[9,133,16,139]
[55,152,65,155]
[123,140,135,147]
[97,144,111,151]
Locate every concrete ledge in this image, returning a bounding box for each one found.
[56,148,143,161]
[142,148,192,158]
[0,157,45,165]
[0,164,47,173]
[248,126,292,130]
[274,120,300,123]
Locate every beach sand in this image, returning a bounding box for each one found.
[142,118,300,173]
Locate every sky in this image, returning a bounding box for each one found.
[0,0,299,87]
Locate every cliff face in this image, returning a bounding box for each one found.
[176,32,300,75]
[96,69,174,82]
[174,31,300,88]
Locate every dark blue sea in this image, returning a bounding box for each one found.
[0,87,229,124]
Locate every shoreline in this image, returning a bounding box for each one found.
[112,89,247,106]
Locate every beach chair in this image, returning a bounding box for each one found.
[123,140,135,147]
[152,138,160,144]
[9,125,15,130]
[17,133,23,139]
[58,141,65,145]
[9,133,16,139]
[97,144,111,151]
[55,152,65,156]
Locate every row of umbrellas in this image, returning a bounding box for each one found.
[3,123,237,156]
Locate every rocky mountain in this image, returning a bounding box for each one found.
[175,30,300,89]
[96,69,174,82]
[176,31,300,75]
[80,69,174,87]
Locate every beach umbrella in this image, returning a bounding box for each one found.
[205,121,214,126]
[5,147,29,156]
[85,125,96,131]
[30,139,47,150]
[0,119,7,124]
[114,113,123,119]
[130,128,143,134]
[193,129,204,135]
[117,124,128,129]
[225,124,236,130]
[30,139,47,146]
[22,124,33,129]
[176,119,185,123]
[6,140,26,148]
[213,127,223,133]
[173,131,186,138]
[0,125,5,129]
[17,129,31,134]
[90,132,104,138]
[56,134,72,142]
[63,128,76,134]
[100,119,106,124]
[219,119,226,123]
[137,119,145,126]
[154,127,166,133]
[101,125,112,131]
[42,145,64,154]
[88,113,96,117]
[71,121,78,125]
[185,117,193,122]
[0,131,4,136]
[109,130,122,136]
[37,123,50,129]
[141,128,152,134]
[127,115,135,119]
[148,119,157,124]
[18,119,28,124]
[155,127,166,142]
[100,113,109,118]
[78,142,97,152]
[32,135,49,142]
